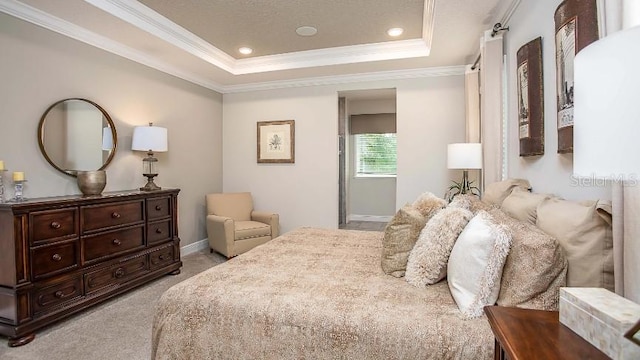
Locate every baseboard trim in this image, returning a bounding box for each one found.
[181,238,209,256]
[348,214,393,223]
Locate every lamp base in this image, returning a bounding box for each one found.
[140,174,161,191]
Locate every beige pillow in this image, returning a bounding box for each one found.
[536,198,613,291]
[449,194,494,215]
[482,179,531,206]
[381,205,427,277]
[501,188,552,224]
[412,192,447,218]
[405,207,473,287]
[447,211,512,319]
[489,208,567,310]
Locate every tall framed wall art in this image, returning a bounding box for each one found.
[517,37,544,157]
[554,0,599,153]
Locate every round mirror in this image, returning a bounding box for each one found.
[38,98,117,177]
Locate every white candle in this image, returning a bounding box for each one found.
[13,172,25,182]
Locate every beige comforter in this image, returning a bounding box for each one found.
[151,228,493,359]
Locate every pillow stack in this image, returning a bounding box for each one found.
[380,192,446,277]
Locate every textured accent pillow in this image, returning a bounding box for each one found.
[449,194,494,215]
[381,205,427,277]
[405,207,473,287]
[536,198,613,291]
[482,178,531,206]
[501,188,552,224]
[412,192,447,218]
[489,208,567,310]
[448,211,512,319]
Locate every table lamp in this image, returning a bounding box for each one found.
[131,123,168,191]
[446,143,482,201]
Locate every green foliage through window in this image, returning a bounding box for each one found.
[355,133,397,176]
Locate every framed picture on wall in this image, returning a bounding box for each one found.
[517,37,544,157]
[554,0,599,153]
[257,120,295,163]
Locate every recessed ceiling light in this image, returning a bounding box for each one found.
[387,28,404,37]
[238,47,253,55]
[296,26,318,37]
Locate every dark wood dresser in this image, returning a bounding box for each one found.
[0,189,182,346]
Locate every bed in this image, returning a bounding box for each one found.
[151,227,494,359]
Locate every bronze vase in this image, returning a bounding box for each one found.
[77,170,106,196]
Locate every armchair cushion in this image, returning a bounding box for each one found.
[235,221,271,240]
[206,192,253,221]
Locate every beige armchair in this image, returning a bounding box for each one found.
[205,192,279,258]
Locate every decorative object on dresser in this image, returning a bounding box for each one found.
[485,305,608,360]
[131,123,168,191]
[0,161,6,203]
[76,170,107,196]
[516,37,544,157]
[559,287,640,359]
[554,0,599,153]
[445,143,482,202]
[11,172,27,202]
[0,189,181,347]
[38,98,118,177]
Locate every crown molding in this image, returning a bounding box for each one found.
[223,65,466,94]
[0,0,226,93]
[85,0,432,75]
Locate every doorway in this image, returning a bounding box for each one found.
[338,89,397,229]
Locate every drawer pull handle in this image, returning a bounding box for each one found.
[155,205,162,211]
[114,268,125,278]
[54,291,64,299]
[111,212,121,219]
[112,239,122,246]
[50,222,61,229]
[158,254,166,261]
[155,228,163,234]
[52,254,62,262]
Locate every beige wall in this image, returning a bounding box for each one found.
[505,0,611,201]
[223,76,466,233]
[0,14,223,246]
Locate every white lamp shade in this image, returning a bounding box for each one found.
[574,25,640,179]
[131,125,168,152]
[448,143,483,169]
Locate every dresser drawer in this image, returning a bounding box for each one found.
[30,208,78,245]
[147,196,171,220]
[31,242,78,280]
[84,255,149,295]
[32,276,83,316]
[81,200,144,233]
[83,226,145,263]
[147,220,171,245]
[150,244,174,271]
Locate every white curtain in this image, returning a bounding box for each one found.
[479,31,504,187]
[464,66,480,143]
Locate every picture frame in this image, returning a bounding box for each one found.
[516,37,544,157]
[554,0,599,153]
[257,120,295,163]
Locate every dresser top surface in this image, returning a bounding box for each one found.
[0,188,180,210]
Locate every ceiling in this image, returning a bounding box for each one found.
[2,0,516,93]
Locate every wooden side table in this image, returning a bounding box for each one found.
[484,306,609,360]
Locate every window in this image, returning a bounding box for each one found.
[355,133,397,176]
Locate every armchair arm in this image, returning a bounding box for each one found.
[206,215,235,256]
[251,211,279,238]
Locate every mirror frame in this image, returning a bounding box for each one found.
[37,98,118,177]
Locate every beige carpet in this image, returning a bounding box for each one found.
[0,249,226,360]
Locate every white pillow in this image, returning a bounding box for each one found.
[448,211,512,319]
